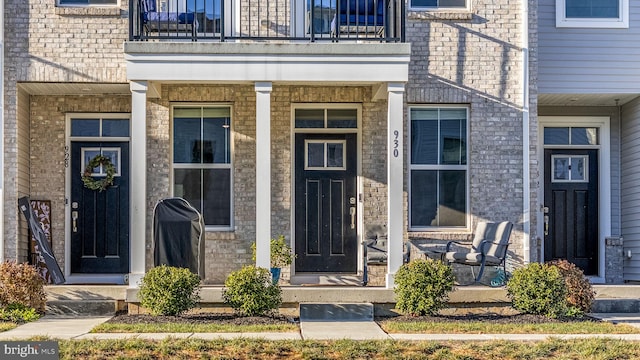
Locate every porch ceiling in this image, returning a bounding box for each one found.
[18,82,130,96]
[124,42,411,84]
[539,93,639,107]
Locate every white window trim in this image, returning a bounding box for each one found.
[170,103,234,231]
[408,105,470,232]
[409,0,471,12]
[556,0,628,28]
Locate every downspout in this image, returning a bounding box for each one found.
[0,0,5,263]
[521,0,531,263]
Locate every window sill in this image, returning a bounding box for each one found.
[408,11,473,21]
[55,7,122,16]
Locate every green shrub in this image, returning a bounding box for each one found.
[0,303,41,323]
[138,265,201,316]
[223,266,282,316]
[549,259,595,314]
[0,261,46,313]
[506,262,569,318]
[251,235,295,268]
[394,259,455,316]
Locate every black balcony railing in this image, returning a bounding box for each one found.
[130,0,404,42]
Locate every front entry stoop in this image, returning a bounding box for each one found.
[299,303,374,322]
[45,285,127,316]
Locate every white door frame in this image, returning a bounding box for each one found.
[289,103,363,285]
[538,116,611,283]
[64,113,131,284]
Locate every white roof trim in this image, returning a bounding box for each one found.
[125,43,411,83]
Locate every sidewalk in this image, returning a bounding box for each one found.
[2,314,640,341]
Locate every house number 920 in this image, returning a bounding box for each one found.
[393,130,399,158]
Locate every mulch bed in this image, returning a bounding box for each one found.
[376,313,600,324]
[106,311,297,326]
[106,312,598,326]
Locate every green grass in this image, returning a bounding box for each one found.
[91,322,298,333]
[0,321,17,332]
[52,338,640,360]
[378,319,640,334]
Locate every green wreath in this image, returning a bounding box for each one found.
[82,155,116,192]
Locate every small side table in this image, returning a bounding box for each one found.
[423,249,447,262]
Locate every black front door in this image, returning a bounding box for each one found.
[70,142,130,274]
[294,133,357,273]
[544,149,598,275]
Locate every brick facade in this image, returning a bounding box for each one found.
[4,0,579,285]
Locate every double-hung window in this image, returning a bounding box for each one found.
[409,107,468,229]
[173,106,232,229]
[556,0,628,28]
[409,0,469,10]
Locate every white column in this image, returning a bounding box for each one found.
[129,81,148,287]
[0,0,4,263]
[386,82,405,288]
[255,82,272,269]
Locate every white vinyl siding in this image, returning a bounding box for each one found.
[621,98,640,281]
[539,0,640,94]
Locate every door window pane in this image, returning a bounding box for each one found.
[307,143,325,168]
[326,142,344,168]
[554,157,570,181]
[295,109,325,128]
[571,127,599,145]
[552,155,588,182]
[295,107,359,129]
[327,109,357,128]
[570,157,586,181]
[102,119,130,137]
[306,140,346,169]
[544,127,569,145]
[71,119,100,137]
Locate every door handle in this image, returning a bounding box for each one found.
[350,207,356,229]
[72,211,78,233]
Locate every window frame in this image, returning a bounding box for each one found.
[556,0,628,28]
[171,104,234,231]
[408,105,470,231]
[409,0,471,12]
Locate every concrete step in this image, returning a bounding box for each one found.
[46,300,119,316]
[45,285,127,316]
[300,303,374,322]
[592,299,640,313]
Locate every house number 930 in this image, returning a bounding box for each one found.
[393,130,399,158]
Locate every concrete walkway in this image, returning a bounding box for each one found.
[3,314,640,341]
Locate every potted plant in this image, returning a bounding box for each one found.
[251,235,294,284]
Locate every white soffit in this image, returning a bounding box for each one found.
[124,43,411,83]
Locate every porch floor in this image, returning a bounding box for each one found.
[44,284,640,316]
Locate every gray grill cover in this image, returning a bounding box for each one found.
[153,198,205,278]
